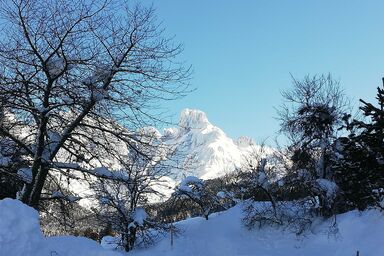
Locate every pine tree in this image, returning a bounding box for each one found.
[333,79,384,210]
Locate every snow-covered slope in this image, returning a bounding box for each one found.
[2,196,382,256]
[0,198,122,256]
[130,203,384,256]
[162,109,261,179]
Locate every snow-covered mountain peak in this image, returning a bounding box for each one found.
[179,108,210,130]
[162,109,259,179]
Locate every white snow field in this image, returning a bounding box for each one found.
[0,198,122,256]
[1,198,383,256]
[130,203,383,256]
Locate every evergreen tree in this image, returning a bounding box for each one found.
[333,79,384,210]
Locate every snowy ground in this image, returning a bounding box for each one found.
[130,204,384,256]
[1,198,383,256]
[0,198,122,256]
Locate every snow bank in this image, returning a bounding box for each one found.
[0,198,122,256]
[2,198,382,256]
[130,203,384,256]
[0,198,42,255]
[101,235,120,250]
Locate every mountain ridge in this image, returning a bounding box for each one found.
[160,108,258,179]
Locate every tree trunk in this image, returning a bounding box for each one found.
[22,165,49,209]
[128,227,137,252]
[260,186,278,218]
[21,113,49,209]
[122,233,130,252]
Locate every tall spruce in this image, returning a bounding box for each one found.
[333,79,384,210]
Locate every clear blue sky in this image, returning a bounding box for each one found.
[150,0,384,143]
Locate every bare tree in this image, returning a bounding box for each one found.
[277,74,347,216]
[278,74,347,179]
[174,176,220,220]
[92,130,176,252]
[0,0,190,209]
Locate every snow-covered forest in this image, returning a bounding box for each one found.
[0,0,383,255]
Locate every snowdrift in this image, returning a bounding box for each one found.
[130,203,384,256]
[1,198,383,256]
[0,198,122,256]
